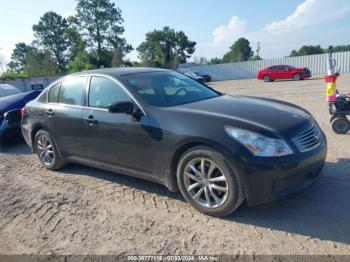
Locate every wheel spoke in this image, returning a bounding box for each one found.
[204,186,211,207]
[185,172,201,182]
[209,176,226,182]
[189,164,203,178]
[187,182,202,192]
[200,159,205,176]
[207,161,216,177]
[39,150,45,159]
[209,186,221,205]
[211,184,228,192]
[193,187,204,200]
[46,144,53,150]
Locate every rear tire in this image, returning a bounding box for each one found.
[331,117,350,134]
[34,130,66,170]
[293,73,301,81]
[176,146,245,217]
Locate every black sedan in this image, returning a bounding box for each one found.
[21,68,327,217]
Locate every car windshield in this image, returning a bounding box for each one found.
[123,71,219,107]
[0,84,21,98]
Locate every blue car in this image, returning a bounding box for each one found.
[0,84,41,145]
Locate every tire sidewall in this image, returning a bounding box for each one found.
[332,117,350,134]
[34,130,63,170]
[263,75,271,82]
[176,146,244,217]
[293,74,301,80]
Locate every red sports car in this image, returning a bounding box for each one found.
[257,65,311,82]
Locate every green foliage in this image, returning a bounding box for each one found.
[25,49,56,77]
[33,11,70,72]
[290,45,350,57]
[68,51,93,73]
[208,57,222,64]
[222,38,253,63]
[0,70,29,80]
[76,0,132,67]
[7,43,32,73]
[248,55,262,61]
[137,26,196,69]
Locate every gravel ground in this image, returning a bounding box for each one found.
[0,75,350,256]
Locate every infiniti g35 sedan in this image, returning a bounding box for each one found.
[21,68,327,217]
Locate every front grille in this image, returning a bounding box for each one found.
[292,123,322,152]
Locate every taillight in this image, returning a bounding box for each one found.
[20,107,27,118]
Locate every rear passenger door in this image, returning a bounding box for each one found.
[45,76,87,158]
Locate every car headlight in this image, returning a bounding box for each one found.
[225,127,293,157]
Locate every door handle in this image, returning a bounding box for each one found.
[46,109,54,117]
[85,115,98,124]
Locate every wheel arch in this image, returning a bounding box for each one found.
[167,138,240,192]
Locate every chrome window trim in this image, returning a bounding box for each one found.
[45,73,147,116]
[87,73,147,116]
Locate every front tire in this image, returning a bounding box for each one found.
[34,130,66,170]
[293,73,301,81]
[332,117,350,134]
[263,75,271,82]
[176,146,245,217]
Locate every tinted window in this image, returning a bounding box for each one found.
[58,77,85,105]
[124,72,219,107]
[269,66,279,70]
[89,76,131,109]
[48,83,61,103]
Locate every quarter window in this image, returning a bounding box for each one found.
[58,77,85,106]
[48,83,61,103]
[89,76,131,109]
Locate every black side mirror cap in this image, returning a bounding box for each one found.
[108,101,134,114]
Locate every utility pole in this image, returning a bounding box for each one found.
[256,42,261,58]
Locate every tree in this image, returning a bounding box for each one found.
[289,45,324,57]
[111,47,123,67]
[222,38,253,63]
[137,26,196,69]
[33,11,70,72]
[25,48,56,76]
[289,50,298,57]
[76,0,132,67]
[66,16,87,62]
[208,57,222,64]
[8,43,32,73]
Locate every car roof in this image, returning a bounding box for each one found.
[69,67,170,78]
[0,83,20,90]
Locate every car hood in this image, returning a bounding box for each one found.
[169,95,312,133]
[0,91,41,113]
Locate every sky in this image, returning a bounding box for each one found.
[0,0,350,70]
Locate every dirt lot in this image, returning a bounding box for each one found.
[1,75,350,256]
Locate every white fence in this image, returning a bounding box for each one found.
[178,51,350,81]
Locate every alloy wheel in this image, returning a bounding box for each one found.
[36,134,55,165]
[183,158,229,208]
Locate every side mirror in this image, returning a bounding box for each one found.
[108,101,134,114]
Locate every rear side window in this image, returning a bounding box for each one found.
[48,83,61,103]
[58,77,85,106]
[88,76,131,109]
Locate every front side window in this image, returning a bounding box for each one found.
[123,71,219,107]
[48,83,61,103]
[89,76,131,109]
[58,77,85,106]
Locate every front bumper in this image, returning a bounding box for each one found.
[238,134,327,206]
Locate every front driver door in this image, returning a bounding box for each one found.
[82,75,155,175]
